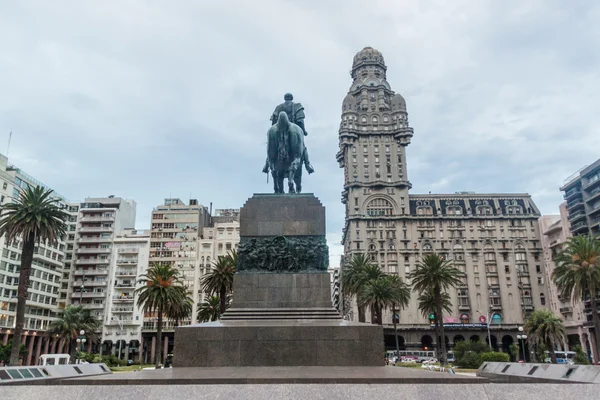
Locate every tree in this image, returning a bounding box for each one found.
[453,340,487,368]
[341,253,382,322]
[200,250,236,315]
[0,186,68,365]
[410,253,463,365]
[524,309,566,364]
[573,345,590,365]
[552,235,600,361]
[358,274,410,325]
[166,290,193,327]
[417,289,453,361]
[197,295,225,322]
[46,305,102,360]
[136,262,189,368]
[0,340,28,366]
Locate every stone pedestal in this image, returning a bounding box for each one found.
[174,194,383,367]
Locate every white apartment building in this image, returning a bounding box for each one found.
[0,153,71,365]
[71,196,136,354]
[100,229,150,361]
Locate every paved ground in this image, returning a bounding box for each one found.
[2,383,597,400]
[60,365,487,385]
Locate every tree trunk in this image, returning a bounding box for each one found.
[433,315,441,361]
[548,340,557,363]
[155,304,163,369]
[393,304,400,359]
[434,285,447,365]
[9,233,35,366]
[219,287,227,316]
[358,304,366,323]
[589,288,600,364]
[70,339,77,362]
[375,304,382,325]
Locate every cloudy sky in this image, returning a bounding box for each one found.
[2,1,599,267]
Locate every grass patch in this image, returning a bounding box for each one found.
[455,368,478,373]
[393,363,422,368]
[110,364,154,373]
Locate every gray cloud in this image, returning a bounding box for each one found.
[1,0,599,268]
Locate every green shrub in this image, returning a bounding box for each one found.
[457,352,481,369]
[480,352,510,363]
[573,345,590,365]
[98,354,127,367]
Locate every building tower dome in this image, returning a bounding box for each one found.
[351,46,387,80]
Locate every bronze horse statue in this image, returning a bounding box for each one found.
[262,111,311,193]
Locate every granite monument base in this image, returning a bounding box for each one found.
[174,320,384,367]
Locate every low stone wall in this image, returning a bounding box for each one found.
[477,361,600,383]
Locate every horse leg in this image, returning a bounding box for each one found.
[277,174,285,194]
[288,166,297,194]
[294,167,302,193]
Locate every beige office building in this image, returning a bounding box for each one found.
[337,47,546,356]
[540,204,596,362]
[196,209,240,320]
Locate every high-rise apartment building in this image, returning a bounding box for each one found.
[100,229,150,361]
[337,48,544,355]
[71,196,136,353]
[539,205,596,361]
[143,198,210,363]
[560,158,600,236]
[196,208,240,319]
[0,154,71,365]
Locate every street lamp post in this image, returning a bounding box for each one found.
[517,326,527,362]
[477,309,500,351]
[76,330,86,364]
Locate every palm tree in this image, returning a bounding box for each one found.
[417,290,453,361]
[341,253,382,322]
[0,186,68,365]
[197,295,223,322]
[46,305,102,360]
[524,309,566,363]
[166,289,193,327]
[552,235,600,360]
[135,262,188,368]
[411,253,462,364]
[200,251,236,315]
[359,274,410,325]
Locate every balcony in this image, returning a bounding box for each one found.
[568,211,587,222]
[71,291,105,298]
[76,258,110,265]
[73,280,107,287]
[82,303,105,309]
[572,221,589,233]
[521,304,534,311]
[489,304,502,311]
[583,175,600,191]
[560,306,573,314]
[564,189,582,201]
[111,307,134,313]
[115,283,135,289]
[112,296,134,302]
[78,237,112,244]
[79,226,114,233]
[590,216,600,229]
[116,259,138,265]
[76,248,111,255]
[485,268,498,276]
[115,270,137,277]
[567,200,585,211]
[586,188,600,203]
[106,319,136,326]
[458,304,471,311]
[118,248,139,254]
[73,268,108,276]
[79,215,115,222]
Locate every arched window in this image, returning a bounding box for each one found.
[361,116,367,123]
[383,115,389,122]
[423,243,432,251]
[372,116,378,124]
[369,243,376,251]
[540,293,546,306]
[366,198,394,216]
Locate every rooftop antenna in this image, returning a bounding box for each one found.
[7,130,12,156]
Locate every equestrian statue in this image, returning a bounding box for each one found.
[262,93,314,193]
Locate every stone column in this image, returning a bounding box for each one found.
[163,337,169,364]
[25,335,36,365]
[138,337,144,363]
[2,332,8,346]
[50,337,57,354]
[43,338,50,359]
[150,336,156,364]
[33,336,43,365]
[21,333,28,345]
